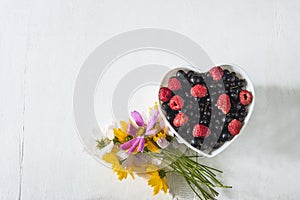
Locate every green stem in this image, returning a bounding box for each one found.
[160,148,231,199]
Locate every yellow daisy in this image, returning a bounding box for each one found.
[145,139,160,153]
[102,147,134,181]
[113,128,128,143]
[148,170,168,195]
[113,164,135,181]
[152,131,167,142]
[119,120,128,132]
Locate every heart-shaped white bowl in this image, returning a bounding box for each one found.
[158,64,255,157]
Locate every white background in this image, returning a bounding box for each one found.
[1,0,300,199]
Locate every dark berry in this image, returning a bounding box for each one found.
[176,70,186,77]
[162,102,170,111]
[166,113,175,122]
[191,138,200,148]
[213,141,223,149]
[187,70,195,78]
[230,92,238,101]
[190,75,201,84]
[220,132,231,142]
[237,79,246,87]
[223,69,230,75]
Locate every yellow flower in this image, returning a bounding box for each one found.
[152,131,167,142]
[102,151,119,166]
[119,120,128,132]
[148,170,168,195]
[113,164,135,181]
[145,139,160,153]
[149,102,159,111]
[154,102,158,110]
[102,147,134,181]
[113,128,128,143]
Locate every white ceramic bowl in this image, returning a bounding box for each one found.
[158,64,255,157]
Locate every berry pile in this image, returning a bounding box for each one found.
[158,66,253,152]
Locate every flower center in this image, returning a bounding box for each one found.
[136,127,145,136]
[158,170,166,178]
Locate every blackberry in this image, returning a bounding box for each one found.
[237,79,246,87]
[187,70,195,78]
[213,141,223,149]
[162,102,170,110]
[190,75,203,85]
[219,131,232,142]
[176,70,186,78]
[166,113,175,122]
[223,69,230,75]
[191,138,197,147]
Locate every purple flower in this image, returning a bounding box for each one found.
[120,137,145,153]
[120,110,159,153]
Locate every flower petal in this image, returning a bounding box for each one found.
[128,138,141,153]
[157,138,170,149]
[159,118,165,129]
[145,129,157,136]
[127,123,138,136]
[145,140,160,153]
[162,179,168,193]
[120,138,138,151]
[131,111,144,127]
[138,137,145,152]
[120,120,128,132]
[113,128,128,143]
[146,110,159,131]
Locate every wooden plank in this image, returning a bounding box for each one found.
[0,1,29,199]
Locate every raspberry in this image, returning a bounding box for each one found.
[239,90,253,106]
[228,119,243,135]
[169,95,184,110]
[193,124,211,137]
[173,113,189,127]
[168,77,181,91]
[217,94,231,114]
[190,84,207,98]
[209,66,224,81]
[158,87,173,102]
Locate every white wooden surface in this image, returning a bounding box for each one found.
[1,0,300,199]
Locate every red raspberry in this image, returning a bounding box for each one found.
[158,87,172,102]
[228,119,243,135]
[239,90,253,106]
[173,113,189,127]
[193,124,211,137]
[169,95,184,110]
[168,77,181,91]
[209,66,224,81]
[217,94,231,114]
[190,84,207,98]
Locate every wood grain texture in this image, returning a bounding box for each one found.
[0,0,300,199]
[0,1,29,199]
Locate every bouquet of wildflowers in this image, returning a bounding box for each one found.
[97,103,231,200]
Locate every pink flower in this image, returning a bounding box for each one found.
[120,110,159,153]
